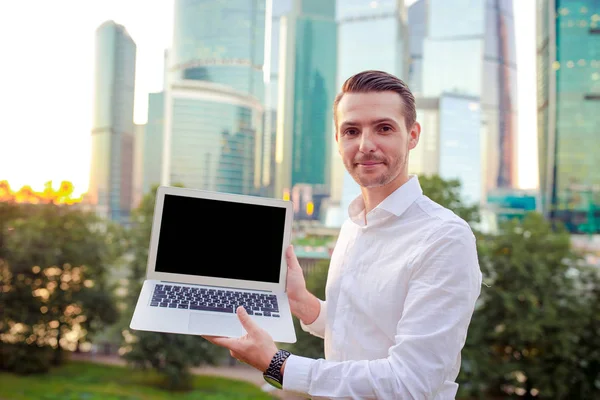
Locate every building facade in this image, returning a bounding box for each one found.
[142,92,165,196]
[408,0,518,200]
[162,0,267,195]
[164,81,263,194]
[131,123,145,209]
[438,94,483,204]
[274,0,337,200]
[408,94,482,204]
[169,0,266,101]
[537,0,600,233]
[262,0,294,197]
[88,21,136,224]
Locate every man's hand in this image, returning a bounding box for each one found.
[286,245,321,325]
[203,306,278,372]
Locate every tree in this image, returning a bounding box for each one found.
[0,203,122,372]
[570,264,600,399]
[458,213,600,399]
[121,186,224,390]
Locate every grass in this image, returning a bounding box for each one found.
[0,361,275,400]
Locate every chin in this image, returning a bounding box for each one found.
[357,177,388,188]
[361,181,388,188]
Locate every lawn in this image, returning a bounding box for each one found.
[0,361,276,400]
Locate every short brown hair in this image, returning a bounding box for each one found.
[333,70,416,132]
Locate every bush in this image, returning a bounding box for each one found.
[123,331,224,391]
[0,343,53,374]
[458,213,600,399]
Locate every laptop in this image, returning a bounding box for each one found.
[130,185,297,343]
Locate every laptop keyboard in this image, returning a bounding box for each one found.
[150,284,280,317]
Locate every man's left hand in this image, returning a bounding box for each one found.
[203,306,278,372]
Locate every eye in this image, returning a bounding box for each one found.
[379,125,393,133]
[344,128,359,136]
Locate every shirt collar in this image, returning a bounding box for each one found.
[348,175,423,225]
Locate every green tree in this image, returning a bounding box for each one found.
[458,213,600,399]
[121,186,224,391]
[0,203,122,372]
[571,264,600,399]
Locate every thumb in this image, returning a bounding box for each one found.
[236,306,258,333]
[286,245,301,270]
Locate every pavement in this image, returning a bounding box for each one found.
[70,352,305,399]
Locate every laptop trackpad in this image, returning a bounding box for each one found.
[189,313,244,337]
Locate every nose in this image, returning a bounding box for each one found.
[358,130,376,153]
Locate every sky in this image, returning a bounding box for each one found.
[0,0,538,197]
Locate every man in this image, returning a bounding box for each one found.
[205,70,482,399]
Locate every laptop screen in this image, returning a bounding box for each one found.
[154,194,287,284]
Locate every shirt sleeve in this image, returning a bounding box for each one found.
[299,298,327,339]
[282,222,482,399]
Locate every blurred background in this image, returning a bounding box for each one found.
[0,0,599,399]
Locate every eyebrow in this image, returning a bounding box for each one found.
[340,118,398,130]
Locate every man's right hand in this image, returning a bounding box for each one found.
[285,245,321,325]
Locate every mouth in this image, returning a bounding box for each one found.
[355,161,384,167]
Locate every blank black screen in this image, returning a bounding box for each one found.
[155,194,286,283]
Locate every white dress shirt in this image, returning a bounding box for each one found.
[283,175,482,399]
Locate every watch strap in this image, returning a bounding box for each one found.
[263,349,291,386]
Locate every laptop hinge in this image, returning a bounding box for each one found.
[158,280,273,293]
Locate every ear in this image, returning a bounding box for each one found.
[408,122,421,150]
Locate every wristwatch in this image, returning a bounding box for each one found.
[263,349,291,389]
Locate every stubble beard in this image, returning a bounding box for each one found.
[348,152,407,188]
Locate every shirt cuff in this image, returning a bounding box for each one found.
[299,299,326,338]
[282,354,315,395]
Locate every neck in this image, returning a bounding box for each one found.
[361,173,410,219]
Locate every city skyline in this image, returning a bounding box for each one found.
[0,0,538,196]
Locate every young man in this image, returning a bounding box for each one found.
[205,70,482,399]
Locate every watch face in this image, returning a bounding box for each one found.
[264,374,283,389]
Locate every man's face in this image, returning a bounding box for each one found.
[335,91,420,189]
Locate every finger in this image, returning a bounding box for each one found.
[203,335,237,349]
[236,306,260,334]
[286,245,301,270]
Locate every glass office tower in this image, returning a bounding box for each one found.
[410,0,518,196]
[170,0,266,101]
[88,21,136,224]
[166,82,262,194]
[262,0,293,196]
[537,0,600,233]
[275,0,337,199]
[142,92,165,196]
[162,0,266,195]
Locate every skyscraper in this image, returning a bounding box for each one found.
[88,20,137,224]
[337,0,409,88]
[161,0,266,195]
[537,0,600,233]
[262,0,294,197]
[169,0,266,100]
[142,92,165,196]
[409,0,518,200]
[275,0,337,201]
[131,123,145,209]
